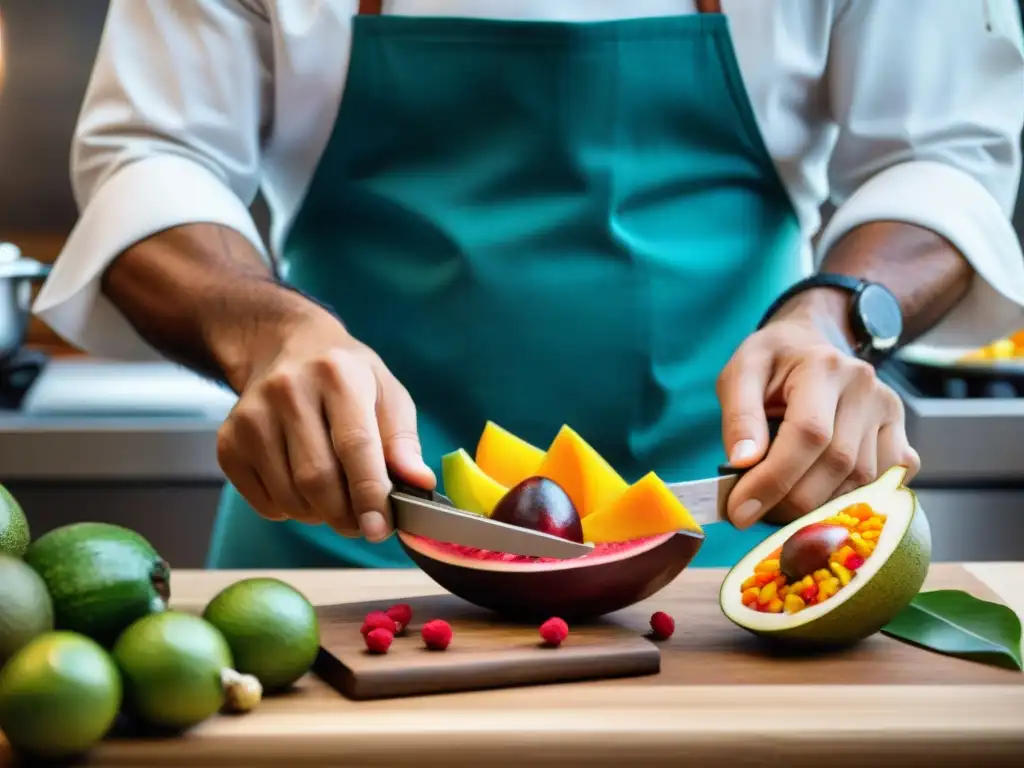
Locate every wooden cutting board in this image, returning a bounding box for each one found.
[314,595,662,700]
[313,565,1022,700]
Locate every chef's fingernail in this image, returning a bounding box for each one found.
[730,439,758,465]
[732,499,763,529]
[359,511,389,542]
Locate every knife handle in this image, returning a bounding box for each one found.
[716,416,783,478]
[387,469,435,500]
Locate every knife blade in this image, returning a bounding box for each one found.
[388,477,594,559]
[665,417,783,527]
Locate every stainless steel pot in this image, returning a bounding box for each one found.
[0,242,52,365]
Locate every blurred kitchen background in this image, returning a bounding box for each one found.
[1,0,1023,567]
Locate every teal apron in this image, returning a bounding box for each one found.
[205,0,803,570]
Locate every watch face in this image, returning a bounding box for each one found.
[856,284,903,350]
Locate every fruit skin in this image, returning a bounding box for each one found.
[474,421,546,488]
[113,611,234,731]
[364,628,393,654]
[399,530,704,621]
[490,476,583,543]
[421,619,453,650]
[0,630,122,759]
[362,611,400,636]
[0,484,29,558]
[387,603,413,633]
[539,617,569,647]
[0,555,54,665]
[23,522,170,647]
[649,611,675,640]
[720,466,932,648]
[779,523,851,582]
[202,577,320,693]
[441,448,509,516]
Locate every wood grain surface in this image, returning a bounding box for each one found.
[315,594,661,699]
[2,563,1022,767]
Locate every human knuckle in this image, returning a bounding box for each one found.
[347,476,387,510]
[850,462,876,487]
[263,368,301,402]
[333,426,373,457]
[823,442,858,475]
[812,345,844,373]
[294,463,336,496]
[849,359,877,385]
[792,417,832,448]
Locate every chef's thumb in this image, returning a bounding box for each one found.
[377,374,436,490]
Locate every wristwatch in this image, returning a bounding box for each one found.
[756,273,904,365]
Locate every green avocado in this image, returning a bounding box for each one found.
[0,484,30,558]
[24,522,171,647]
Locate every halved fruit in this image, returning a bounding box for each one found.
[440,449,508,516]
[535,425,628,519]
[583,471,703,543]
[719,465,931,648]
[398,531,704,621]
[474,421,546,489]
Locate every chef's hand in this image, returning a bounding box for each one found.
[215,306,435,542]
[716,292,920,529]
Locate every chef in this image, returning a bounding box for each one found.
[35,0,1024,569]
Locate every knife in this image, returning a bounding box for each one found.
[665,417,783,527]
[388,476,594,560]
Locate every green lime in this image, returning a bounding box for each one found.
[0,484,29,558]
[0,631,122,759]
[0,555,54,665]
[202,577,320,693]
[112,611,234,731]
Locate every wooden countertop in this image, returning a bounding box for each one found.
[3,563,1023,767]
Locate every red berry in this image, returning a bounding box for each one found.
[361,611,399,636]
[649,611,675,640]
[539,617,569,647]
[364,627,393,654]
[844,554,865,571]
[387,603,413,632]
[421,619,453,650]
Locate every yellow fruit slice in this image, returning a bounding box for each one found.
[535,425,628,519]
[474,421,546,489]
[441,449,508,517]
[582,471,703,543]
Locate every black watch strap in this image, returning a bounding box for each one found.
[757,273,903,364]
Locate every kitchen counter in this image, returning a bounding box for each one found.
[2,563,1021,767]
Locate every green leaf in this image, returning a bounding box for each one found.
[882,589,1023,671]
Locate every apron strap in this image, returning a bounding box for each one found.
[357,1,721,14]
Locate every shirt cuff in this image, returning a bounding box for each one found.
[33,155,268,361]
[815,159,1024,350]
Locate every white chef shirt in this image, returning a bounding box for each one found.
[33,0,1024,361]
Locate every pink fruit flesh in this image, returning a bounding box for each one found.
[490,476,583,544]
[779,522,852,582]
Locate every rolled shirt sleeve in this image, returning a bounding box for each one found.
[32,0,274,361]
[815,0,1024,348]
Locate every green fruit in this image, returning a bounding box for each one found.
[202,577,320,692]
[0,631,122,759]
[0,484,29,557]
[0,555,54,665]
[24,522,170,647]
[113,611,260,731]
[719,466,932,647]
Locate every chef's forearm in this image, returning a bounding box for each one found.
[777,221,974,348]
[100,223,319,391]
